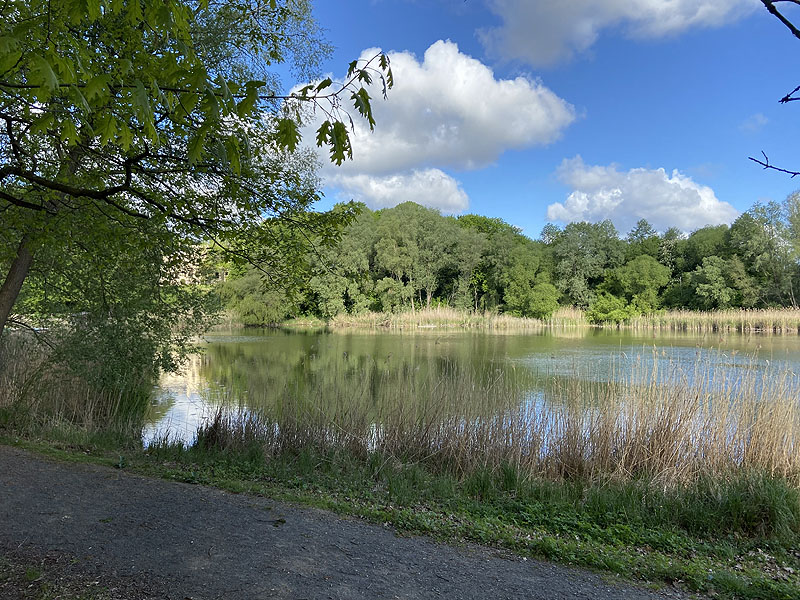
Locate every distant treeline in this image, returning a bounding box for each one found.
[216,196,800,325]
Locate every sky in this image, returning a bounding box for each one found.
[294,0,800,239]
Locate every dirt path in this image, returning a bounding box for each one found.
[0,446,687,599]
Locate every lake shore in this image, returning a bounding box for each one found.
[214,307,800,335]
[3,326,800,599]
[2,434,799,600]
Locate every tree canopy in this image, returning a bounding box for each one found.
[0,0,392,358]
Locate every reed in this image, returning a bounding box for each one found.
[327,306,586,330]
[192,351,800,490]
[0,335,148,438]
[627,308,800,334]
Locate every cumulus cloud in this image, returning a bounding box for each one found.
[547,156,739,231]
[481,0,758,66]
[305,40,575,212]
[330,169,469,214]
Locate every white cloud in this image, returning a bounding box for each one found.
[330,169,469,214]
[739,112,769,133]
[304,40,575,212]
[547,156,739,231]
[481,0,758,66]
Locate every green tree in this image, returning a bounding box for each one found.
[691,256,734,310]
[586,292,633,324]
[604,255,670,313]
[625,219,660,260]
[0,0,393,341]
[728,202,796,306]
[552,220,624,307]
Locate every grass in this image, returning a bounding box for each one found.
[3,332,800,598]
[320,306,800,335]
[327,306,586,330]
[0,335,148,442]
[9,434,796,600]
[627,309,800,334]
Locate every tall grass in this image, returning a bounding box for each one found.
[188,351,800,490]
[327,306,586,330]
[0,335,149,439]
[628,308,800,334]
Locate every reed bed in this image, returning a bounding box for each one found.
[194,353,800,489]
[627,308,800,334]
[327,306,586,330]
[0,335,148,435]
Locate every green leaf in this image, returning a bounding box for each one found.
[0,50,21,74]
[96,113,117,146]
[86,0,102,21]
[275,118,300,152]
[188,125,210,164]
[352,88,375,130]
[224,137,241,174]
[315,78,333,92]
[116,122,133,151]
[179,92,200,116]
[31,113,54,135]
[329,121,352,166]
[0,36,19,53]
[133,80,154,125]
[85,74,111,102]
[60,120,78,146]
[315,121,331,148]
[31,55,59,91]
[128,0,143,24]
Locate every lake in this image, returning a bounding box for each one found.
[143,327,800,446]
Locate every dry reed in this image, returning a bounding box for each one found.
[204,352,800,489]
[627,308,800,334]
[0,335,146,433]
[328,306,586,330]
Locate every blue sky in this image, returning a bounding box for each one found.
[299,0,800,238]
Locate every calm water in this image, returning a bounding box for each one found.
[143,327,800,444]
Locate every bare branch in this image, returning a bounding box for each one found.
[749,151,800,177]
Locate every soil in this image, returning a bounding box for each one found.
[0,445,689,600]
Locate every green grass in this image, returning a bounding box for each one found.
[5,429,798,600]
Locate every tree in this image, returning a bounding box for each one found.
[691,256,734,310]
[728,202,797,306]
[551,220,624,307]
[625,219,659,260]
[0,0,393,340]
[604,254,670,313]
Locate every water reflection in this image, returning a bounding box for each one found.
[144,327,800,444]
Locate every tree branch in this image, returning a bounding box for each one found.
[749,151,800,177]
[762,0,800,42]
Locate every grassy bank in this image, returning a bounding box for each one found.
[5,433,799,600]
[4,369,800,597]
[3,335,800,598]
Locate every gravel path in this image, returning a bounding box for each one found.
[0,445,687,599]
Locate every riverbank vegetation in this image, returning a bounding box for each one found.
[322,305,800,334]
[217,197,800,327]
[4,348,800,599]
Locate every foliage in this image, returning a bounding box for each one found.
[0,0,393,384]
[586,292,633,324]
[217,188,800,324]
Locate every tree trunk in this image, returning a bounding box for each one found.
[0,236,34,339]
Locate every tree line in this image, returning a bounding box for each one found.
[218,195,800,324]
